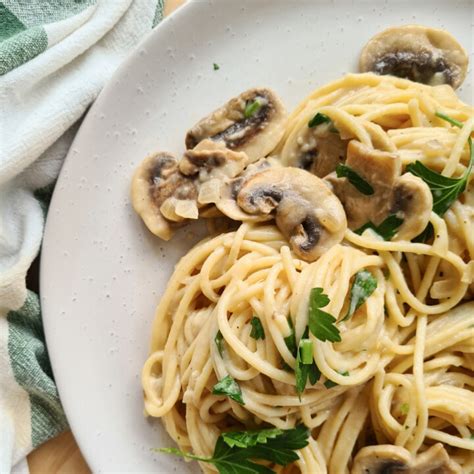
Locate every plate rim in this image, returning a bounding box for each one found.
[39,0,200,469]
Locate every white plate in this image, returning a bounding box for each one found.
[41,1,473,472]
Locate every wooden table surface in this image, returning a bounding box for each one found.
[27,0,184,472]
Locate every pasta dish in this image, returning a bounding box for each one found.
[132,25,473,474]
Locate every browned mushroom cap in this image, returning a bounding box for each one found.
[280,119,347,177]
[131,152,198,240]
[326,140,432,241]
[351,443,462,474]
[237,167,347,261]
[359,25,469,89]
[185,88,287,162]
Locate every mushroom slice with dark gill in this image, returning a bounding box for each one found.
[359,25,469,89]
[131,152,198,240]
[351,443,462,473]
[280,116,348,177]
[185,88,288,162]
[237,167,347,261]
[199,157,279,223]
[326,140,432,241]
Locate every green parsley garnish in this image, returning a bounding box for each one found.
[336,164,374,195]
[294,338,307,396]
[250,316,265,340]
[295,334,321,397]
[212,375,244,405]
[283,320,322,395]
[284,317,297,356]
[307,362,321,385]
[308,112,331,128]
[412,222,434,243]
[435,111,463,128]
[215,330,224,357]
[244,99,263,119]
[213,63,220,71]
[158,424,310,474]
[323,379,337,388]
[342,270,377,321]
[400,403,410,415]
[355,214,404,241]
[324,370,349,389]
[299,339,313,364]
[222,428,283,448]
[308,288,341,343]
[406,112,473,216]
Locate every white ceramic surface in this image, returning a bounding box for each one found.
[41,1,473,472]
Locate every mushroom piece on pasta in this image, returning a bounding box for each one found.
[359,25,469,89]
[131,142,250,240]
[352,443,463,474]
[206,157,280,222]
[237,167,347,261]
[131,152,198,240]
[280,115,348,177]
[179,139,250,181]
[326,140,432,241]
[185,88,288,162]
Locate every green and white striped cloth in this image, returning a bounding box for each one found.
[0,1,164,471]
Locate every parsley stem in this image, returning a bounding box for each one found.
[435,111,464,129]
[156,447,210,462]
[244,99,262,119]
[299,339,313,365]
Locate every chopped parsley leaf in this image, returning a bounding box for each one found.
[212,375,244,405]
[158,424,310,473]
[250,316,265,340]
[308,288,341,343]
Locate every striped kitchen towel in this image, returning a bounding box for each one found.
[0,1,164,471]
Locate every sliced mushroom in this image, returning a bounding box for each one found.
[237,167,347,261]
[411,444,462,473]
[351,444,411,473]
[131,152,198,240]
[326,140,432,241]
[185,88,287,162]
[389,173,433,240]
[359,25,469,89]
[280,119,347,177]
[179,139,249,181]
[132,139,255,239]
[197,158,277,222]
[212,158,279,222]
[351,443,462,474]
